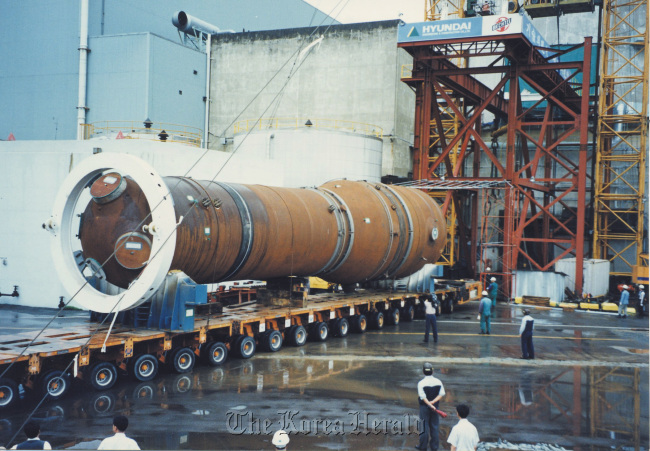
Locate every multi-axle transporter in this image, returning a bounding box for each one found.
[0,152,480,409]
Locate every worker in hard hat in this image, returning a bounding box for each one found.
[478,291,492,335]
[617,285,630,318]
[519,309,534,359]
[487,277,498,312]
[272,430,290,450]
[416,363,445,451]
[637,285,645,318]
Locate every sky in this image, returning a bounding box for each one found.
[304,0,427,24]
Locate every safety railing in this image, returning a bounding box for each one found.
[82,121,203,147]
[233,118,383,139]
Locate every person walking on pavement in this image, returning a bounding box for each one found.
[519,309,534,359]
[10,421,51,450]
[478,291,492,335]
[487,277,498,311]
[446,404,479,451]
[423,291,438,344]
[98,415,140,450]
[416,363,446,451]
[617,285,630,318]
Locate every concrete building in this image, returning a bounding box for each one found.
[0,0,335,141]
[209,20,416,179]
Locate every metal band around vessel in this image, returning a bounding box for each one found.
[310,187,349,275]
[318,188,355,275]
[381,184,414,277]
[214,182,254,281]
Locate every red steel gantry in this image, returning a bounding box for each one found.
[398,16,593,297]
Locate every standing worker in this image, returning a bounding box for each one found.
[416,363,446,451]
[98,416,140,450]
[446,404,479,451]
[519,309,534,359]
[617,285,630,318]
[478,291,492,335]
[10,421,51,450]
[637,285,645,318]
[423,291,439,344]
[487,277,498,312]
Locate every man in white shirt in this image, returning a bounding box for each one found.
[416,363,445,450]
[422,291,439,343]
[98,415,140,450]
[447,404,479,451]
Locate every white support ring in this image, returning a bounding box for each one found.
[49,153,177,313]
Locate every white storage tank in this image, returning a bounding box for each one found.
[555,258,610,297]
[232,122,383,188]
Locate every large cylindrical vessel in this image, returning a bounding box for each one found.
[47,154,446,312]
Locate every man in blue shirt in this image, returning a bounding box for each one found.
[478,291,492,335]
[487,277,498,312]
[617,285,630,318]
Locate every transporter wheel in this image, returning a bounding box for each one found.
[401,305,415,322]
[234,336,256,359]
[369,311,384,330]
[129,354,159,382]
[39,370,71,399]
[203,341,228,366]
[386,308,400,325]
[287,325,307,346]
[170,347,196,374]
[330,318,349,337]
[0,378,19,410]
[310,322,329,342]
[262,330,283,352]
[88,362,118,391]
[351,314,367,333]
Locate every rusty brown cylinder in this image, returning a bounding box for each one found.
[79,176,446,288]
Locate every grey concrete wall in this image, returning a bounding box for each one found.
[208,20,416,178]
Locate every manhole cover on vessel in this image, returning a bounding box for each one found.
[90,172,127,204]
[114,232,152,269]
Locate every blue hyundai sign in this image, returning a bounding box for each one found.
[398,18,483,43]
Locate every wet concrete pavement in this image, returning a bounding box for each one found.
[0,301,647,450]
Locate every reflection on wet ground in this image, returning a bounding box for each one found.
[0,303,647,450]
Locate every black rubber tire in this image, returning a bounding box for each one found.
[129,354,159,382]
[203,341,228,366]
[310,322,329,342]
[330,318,349,337]
[88,361,118,391]
[264,330,283,352]
[401,305,415,322]
[287,325,307,346]
[387,308,400,325]
[351,314,367,333]
[170,347,196,374]
[0,377,19,410]
[235,335,256,359]
[39,370,71,399]
[369,311,384,330]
